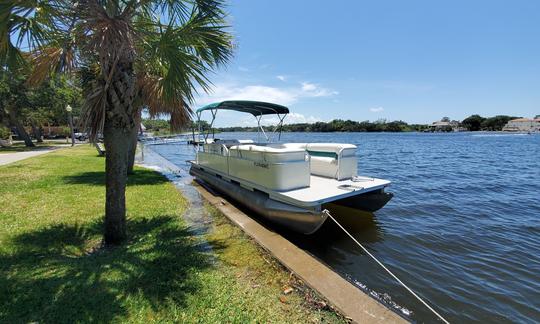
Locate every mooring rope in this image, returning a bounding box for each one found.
[322,209,450,324]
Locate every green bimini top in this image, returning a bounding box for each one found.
[196,100,289,116]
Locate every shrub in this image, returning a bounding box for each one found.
[61,126,72,137]
[0,125,11,140]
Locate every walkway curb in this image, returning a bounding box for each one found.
[192,181,408,324]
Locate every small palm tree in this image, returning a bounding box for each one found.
[1,0,233,245]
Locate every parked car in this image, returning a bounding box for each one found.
[74,132,88,141]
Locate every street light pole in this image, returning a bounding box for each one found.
[66,104,75,147]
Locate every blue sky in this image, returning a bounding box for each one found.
[195,0,540,126]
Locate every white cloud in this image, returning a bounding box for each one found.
[240,112,323,127]
[196,85,297,106]
[301,82,317,91]
[284,112,323,124]
[276,75,286,81]
[196,81,338,107]
[238,66,249,72]
[369,107,384,113]
[301,82,339,97]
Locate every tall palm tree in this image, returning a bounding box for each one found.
[1,0,233,245]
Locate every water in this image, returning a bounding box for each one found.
[149,132,540,323]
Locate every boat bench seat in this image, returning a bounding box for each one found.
[228,144,310,191]
[268,143,357,180]
[229,144,307,162]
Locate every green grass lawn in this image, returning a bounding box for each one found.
[0,145,343,323]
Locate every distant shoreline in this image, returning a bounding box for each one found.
[214,130,536,134]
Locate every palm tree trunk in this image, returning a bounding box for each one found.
[7,107,34,147]
[103,121,130,245]
[102,57,137,246]
[127,110,141,174]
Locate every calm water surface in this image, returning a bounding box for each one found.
[150,132,540,323]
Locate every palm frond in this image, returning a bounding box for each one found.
[26,45,76,86]
[0,37,26,73]
[78,63,107,141]
[0,0,76,76]
[77,2,136,79]
[138,73,191,130]
[134,0,191,23]
[134,5,233,103]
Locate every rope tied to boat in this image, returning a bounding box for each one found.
[322,209,450,324]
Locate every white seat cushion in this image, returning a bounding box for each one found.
[230,144,306,163]
[267,143,358,180]
[306,143,356,157]
[228,144,309,190]
[310,156,339,178]
[305,143,357,180]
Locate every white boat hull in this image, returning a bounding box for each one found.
[190,165,328,234]
[190,164,393,234]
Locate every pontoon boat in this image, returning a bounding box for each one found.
[189,101,393,234]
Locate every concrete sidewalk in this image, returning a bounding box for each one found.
[0,148,60,166]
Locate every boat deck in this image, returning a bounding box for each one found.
[189,161,390,208]
[270,175,390,207]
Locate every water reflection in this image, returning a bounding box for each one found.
[279,204,383,265]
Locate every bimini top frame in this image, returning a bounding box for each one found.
[195,100,289,142]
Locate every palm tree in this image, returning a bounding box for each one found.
[1,0,233,245]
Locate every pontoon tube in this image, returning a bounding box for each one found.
[190,165,327,234]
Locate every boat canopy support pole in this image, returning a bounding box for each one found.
[255,113,287,143]
[203,109,218,143]
[196,111,202,163]
[271,113,287,142]
[256,114,269,142]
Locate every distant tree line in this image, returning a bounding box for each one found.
[218,119,429,133]
[460,115,521,131]
[140,114,528,135]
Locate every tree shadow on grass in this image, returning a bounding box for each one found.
[62,169,169,186]
[0,216,221,323]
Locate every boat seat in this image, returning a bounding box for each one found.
[229,144,307,163]
[306,143,357,180]
[268,143,357,180]
[228,144,310,191]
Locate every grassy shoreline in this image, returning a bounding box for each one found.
[0,145,344,323]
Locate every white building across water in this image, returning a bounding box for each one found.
[502,118,540,132]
